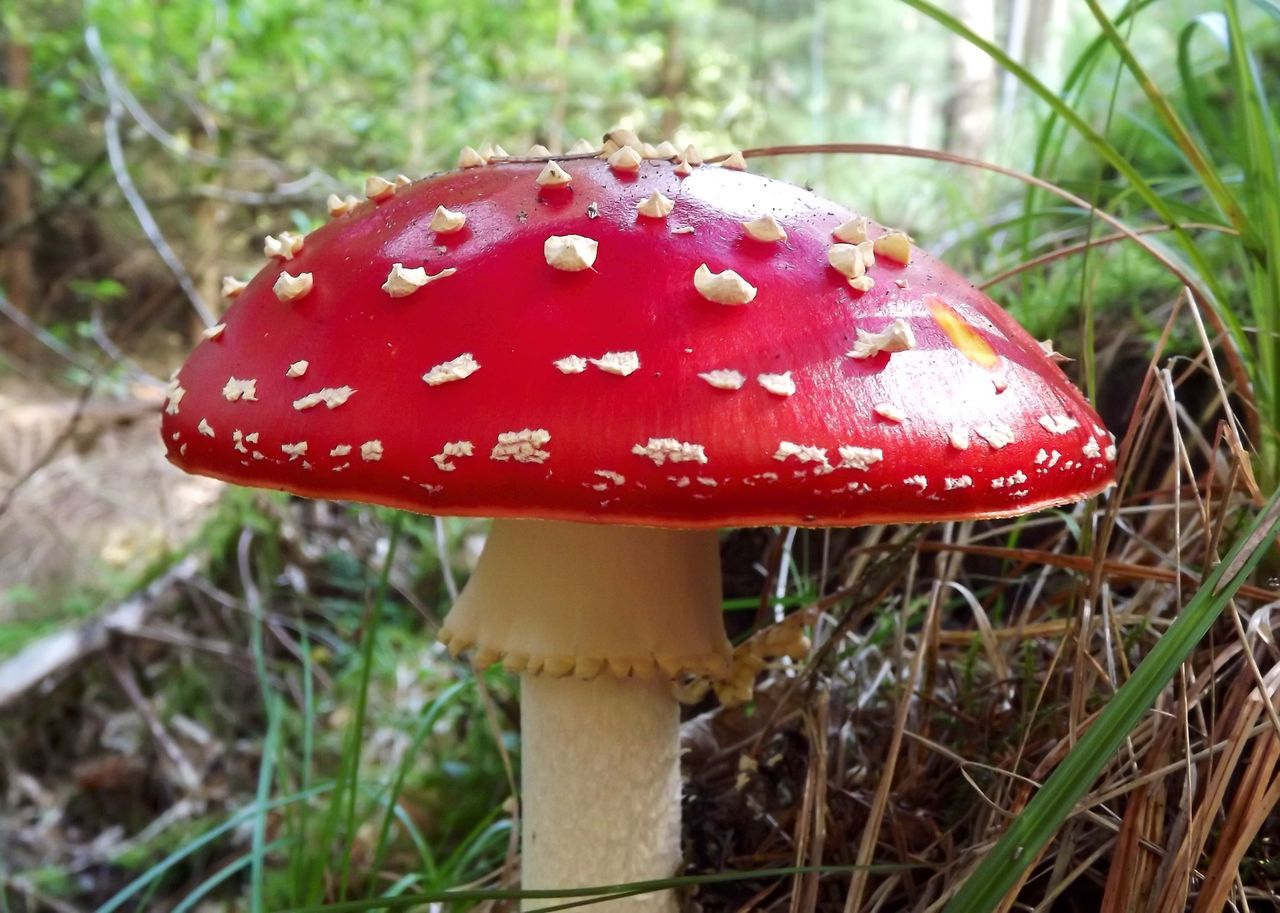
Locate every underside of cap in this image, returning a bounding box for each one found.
[438,520,732,680]
[162,150,1115,527]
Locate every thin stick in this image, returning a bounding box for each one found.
[738,142,1254,435]
[83,26,216,328]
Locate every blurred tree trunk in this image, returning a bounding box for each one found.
[406,55,431,169]
[1,39,36,361]
[1002,0,1064,121]
[941,0,997,160]
[1022,0,1066,74]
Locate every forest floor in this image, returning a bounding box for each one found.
[0,380,222,626]
[5,364,1280,913]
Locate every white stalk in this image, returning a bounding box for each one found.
[439,519,731,913]
[522,673,679,913]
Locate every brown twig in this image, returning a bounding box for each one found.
[0,554,203,708]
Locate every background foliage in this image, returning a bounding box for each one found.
[4,1,1280,912]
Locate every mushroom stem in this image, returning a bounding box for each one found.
[521,673,679,913]
[439,519,731,912]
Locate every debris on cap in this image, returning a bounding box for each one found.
[328,194,361,217]
[382,263,430,298]
[365,175,396,201]
[698,369,746,391]
[273,271,313,302]
[694,264,756,305]
[263,232,303,261]
[636,191,675,219]
[873,231,912,264]
[605,127,641,149]
[292,385,355,411]
[827,244,867,281]
[589,351,640,376]
[423,353,481,386]
[536,161,573,187]
[652,141,679,160]
[742,215,786,242]
[846,319,916,360]
[545,235,598,272]
[833,217,869,244]
[554,355,589,374]
[458,146,486,168]
[607,146,643,172]
[430,205,467,233]
[757,372,796,397]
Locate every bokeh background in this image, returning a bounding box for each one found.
[1,0,1184,621]
[3,1,1280,911]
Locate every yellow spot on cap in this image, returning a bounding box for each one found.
[926,294,998,368]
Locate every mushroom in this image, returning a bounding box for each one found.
[161,149,1115,912]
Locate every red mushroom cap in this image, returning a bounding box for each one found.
[161,152,1115,528]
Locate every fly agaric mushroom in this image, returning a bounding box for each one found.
[162,143,1115,912]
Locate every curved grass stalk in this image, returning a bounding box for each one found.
[979,222,1237,291]
[1082,0,1249,235]
[739,141,1253,417]
[889,0,1269,464]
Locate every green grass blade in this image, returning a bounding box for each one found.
[1071,0,1134,409]
[96,784,333,913]
[1082,0,1248,235]
[944,488,1280,912]
[289,622,316,905]
[896,0,1182,234]
[1224,0,1280,475]
[1176,15,1231,156]
[1024,0,1159,252]
[896,0,1238,359]
[300,515,403,903]
[171,839,289,913]
[246,532,282,913]
[1249,0,1280,22]
[252,697,283,912]
[272,864,903,913]
[336,514,404,899]
[365,678,471,886]
[442,814,512,880]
